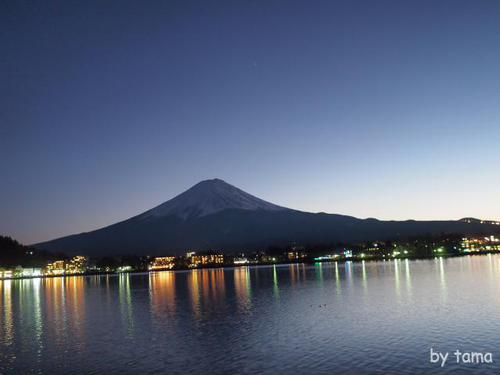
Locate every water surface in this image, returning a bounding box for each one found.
[2,255,500,374]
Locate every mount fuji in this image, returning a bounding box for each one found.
[141,178,288,220]
[34,179,499,256]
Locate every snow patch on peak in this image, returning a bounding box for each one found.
[144,179,288,220]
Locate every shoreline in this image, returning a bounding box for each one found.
[1,251,498,281]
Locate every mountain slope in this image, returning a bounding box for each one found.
[34,179,500,256]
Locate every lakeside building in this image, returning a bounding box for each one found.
[367,242,385,252]
[0,269,13,279]
[66,256,88,274]
[0,267,42,279]
[287,250,307,261]
[117,265,133,273]
[44,256,89,276]
[259,254,278,263]
[314,254,340,261]
[233,256,249,265]
[188,252,224,267]
[462,236,500,252]
[149,256,176,271]
[287,245,307,261]
[45,260,66,275]
[21,267,42,277]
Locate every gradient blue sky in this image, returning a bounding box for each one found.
[1,0,500,244]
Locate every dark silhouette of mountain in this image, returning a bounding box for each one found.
[34,179,500,256]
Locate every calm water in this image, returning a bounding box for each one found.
[2,256,500,374]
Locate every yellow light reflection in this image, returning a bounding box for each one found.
[2,280,14,346]
[150,271,176,321]
[44,277,66,344]
[66,277,86,337]
[234,267,252,311]
[33,278,43,361]
[209,269,226,303]
[188,270,201,318]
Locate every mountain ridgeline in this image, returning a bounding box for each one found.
[34,179,500,256]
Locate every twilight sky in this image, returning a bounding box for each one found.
[1,0,500,244]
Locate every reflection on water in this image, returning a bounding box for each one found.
[334,262,341,296]
[184,268,228,318]
[438,257,447,297]
[188,269,201,318]
[119,274,134,338]
[150,271,176,321]
[272,265,279,299]
[394,259,401,297]
[361,260,367,291]
[2,256,500,373]
[315,262,324,287]
[2,281,13,345]
[234,267,251,311]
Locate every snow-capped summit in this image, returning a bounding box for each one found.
[144,178,288,220]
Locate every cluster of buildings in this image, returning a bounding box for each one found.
[148,252,225,271]
[0,267,43,279]
[45,255,88,276]
[461,235,500,252]
[147,248,309,271]
[310,235,500,260]
[0,255,89,280]
[189,253,224,267]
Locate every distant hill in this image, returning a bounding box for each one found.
[34,179,500,256]
[0,235,61,267]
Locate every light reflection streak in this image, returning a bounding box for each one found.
[119,273,134,337]
[361,261,367,292]
[404,259,412,296]
[67,277,86,342]
[201,270,211,302]
[2,280,13,346]
[33,278,43,363]
[345,261,352,287]
[149,271,177,328]
[438,257,447,295]
[273,265,279,299]
[316,262,324,286]
[394,259,400,297]
[210,269,226,302]
[487,253,494,277]
[45,277,66,345]
[234,267,252,311]
[289,264,297,286]
[334,262,342,296]
[188,270,201,318]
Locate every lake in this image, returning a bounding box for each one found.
[1,255,500,374]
